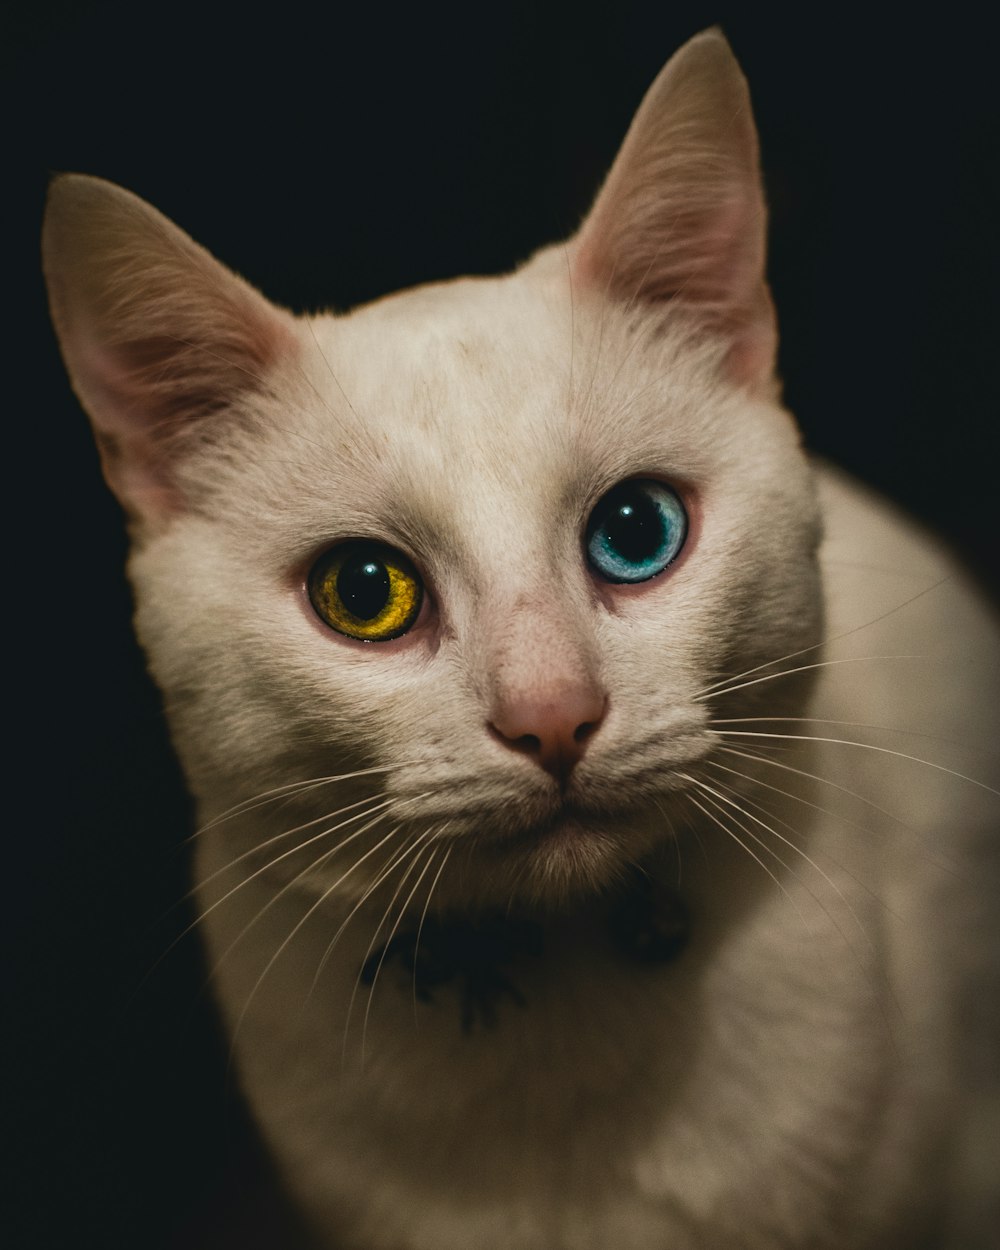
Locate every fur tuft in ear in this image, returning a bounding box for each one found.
[42,175,298,524]
[573,29,775,385]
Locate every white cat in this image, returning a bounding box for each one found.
[43,29,999,1250]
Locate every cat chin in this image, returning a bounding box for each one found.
[459,805,666,910]
[517,830,647,907]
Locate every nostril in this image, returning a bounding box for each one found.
[511,732,542,757]
[573,719,600,744]
[487,724,543,755]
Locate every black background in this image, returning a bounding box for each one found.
[8,3,999,1247]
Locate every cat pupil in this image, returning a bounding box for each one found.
[605,497,663,562]
[337,555,390,620]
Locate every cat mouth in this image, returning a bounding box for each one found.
[496,800,609,844]
[484,771,682,844]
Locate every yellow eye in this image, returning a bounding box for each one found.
[308,542,423,641]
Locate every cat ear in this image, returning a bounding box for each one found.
[42,175,298,524]
[573,29,775,385]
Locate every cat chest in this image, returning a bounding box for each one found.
[221,881,892,1230]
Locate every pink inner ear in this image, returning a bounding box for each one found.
[77,338,188,517]
[570,32,776,387]
[576,191,773,382]
[69,300,296,522]
[98,335,239,424]
[576,206,774,390]
[93,426,182,520]
[43,175,300,526]
[725,293,777,387]
[665,200,754,309]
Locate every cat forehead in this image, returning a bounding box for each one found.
[296,253,741,488]
[322,259,581,438]
[193,251,788,565]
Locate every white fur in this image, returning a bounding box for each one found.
[43,29,999,1250]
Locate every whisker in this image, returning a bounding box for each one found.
[412,836,453,1023]
[710,715,967,748]
[187,765,403,841]
[703,762,904,923]
[715,746,967,878]
[684,791,811,932]
[193,797,396,927]
[361,836,444,1064]
[203,806,403,993]
[710,730,1000,797]
[578,278,612,429]
[332,833,440,1065]
[142,798,396,992]
[652,797,684,884]
[193,793,391,898]
[693,771,903,1044]
[311,824,436,998]
[227,821,410,1067]
[820,557,936,577]
[716,744,915,831]
[330,830,428,1001]
[161,330,350,447]
[696,654,922,704]
[305,319,366,428]
[706,757,881,852]
[695,577,950,699]
[684,772,873,950]
[562,244,575,407]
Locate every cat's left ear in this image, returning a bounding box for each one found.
[42,175,299,528]
[573,29,774,386]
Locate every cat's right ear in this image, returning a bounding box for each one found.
[42,175,298,527]
[572,30,775,387]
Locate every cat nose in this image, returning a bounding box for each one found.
[488,685,608,784]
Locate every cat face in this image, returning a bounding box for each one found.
[43,30,822,906]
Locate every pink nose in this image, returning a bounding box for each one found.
[489,686,608,784]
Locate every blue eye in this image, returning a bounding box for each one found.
[586,479,687,583]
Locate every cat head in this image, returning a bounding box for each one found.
[43,30,821,907]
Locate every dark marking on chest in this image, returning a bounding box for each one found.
[361,873,690,1032]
